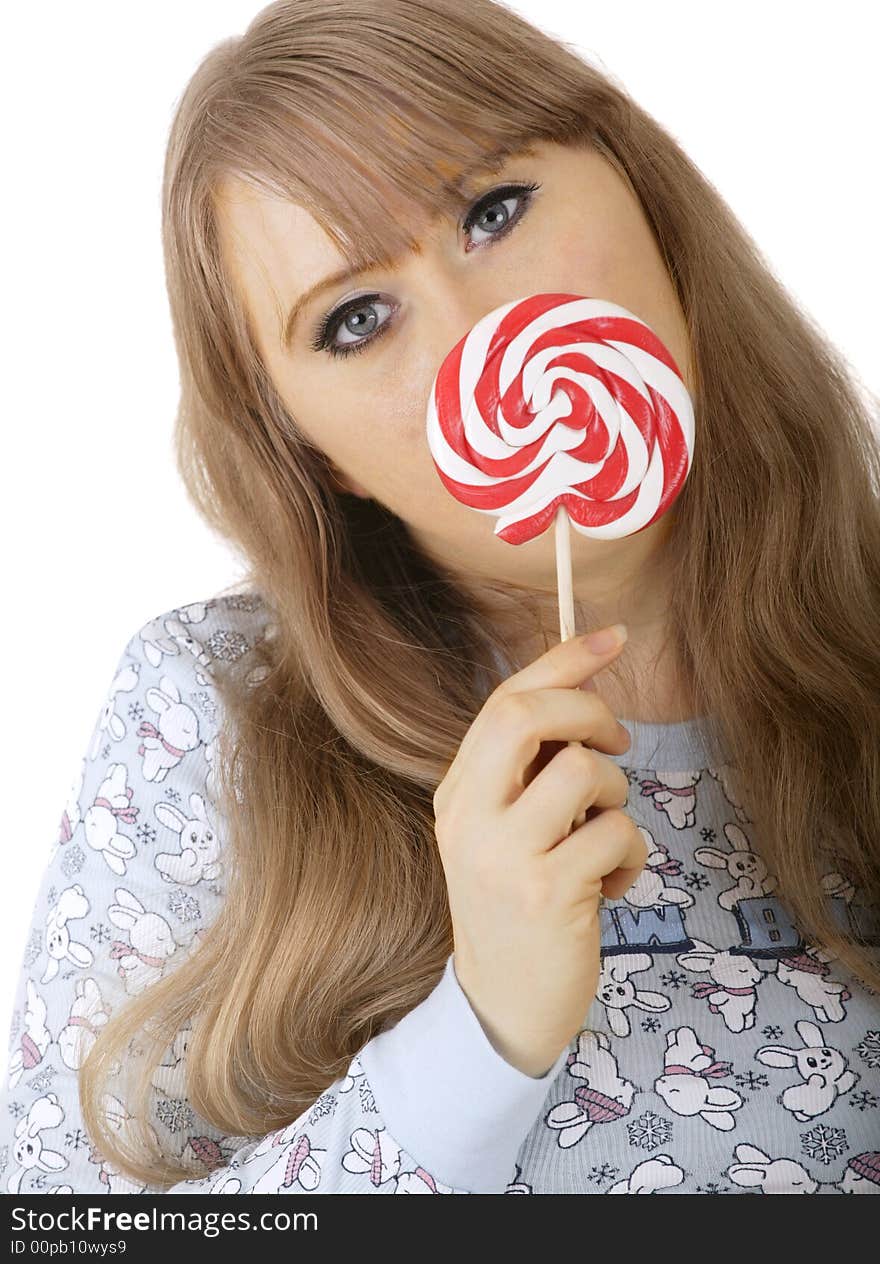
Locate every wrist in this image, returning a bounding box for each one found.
[452,961,563,1078]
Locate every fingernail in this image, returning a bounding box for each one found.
[585,623,628,653]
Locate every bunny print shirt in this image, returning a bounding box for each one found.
[1,590,878,1196]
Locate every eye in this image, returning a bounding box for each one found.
[310,295,397,360]
[310,180,541,360]
[460,181,541,249]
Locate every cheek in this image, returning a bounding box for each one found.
[315,386,448,512]
[540,199,635,298]
[283,370,393,465]
[382,442,473,528]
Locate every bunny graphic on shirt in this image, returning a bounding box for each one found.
[106,887,180,994]
[596,953,671,1037]
[676,938,764,1032]
[246,1120,328,1193]
[4,593,880,1196]
[636,771,700,831]
[774,946,852,1024]
[694,822,777,911]
[336,1051,368,1096]
[755,1019,858,1121]
[837,1153,880,1194]
[545,1029,636,1148]
[706,766,754,827]
[139,611,214,673]
[726,1142,819,1193]
[392,1164,457,1193]
[136,675,202,783]
[83,1093,165,1195]
[607,1154,686,1193]
[150,1027,191,1100]
[153,793,222,886]
[83,762,139,876]
[654,1026,744,1130]
[6,1093,71,1195]
[621,831,695,910]
[90,658,140,762]
[342,1125,456,1195]
[6,979,51,1088]
[57,977,112,1070]
[41,885,94,984]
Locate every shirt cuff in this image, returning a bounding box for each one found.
[358,952,569,1192]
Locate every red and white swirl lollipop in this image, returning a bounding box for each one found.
[426,291,695,547]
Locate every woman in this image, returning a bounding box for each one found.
[2,0,878,1195]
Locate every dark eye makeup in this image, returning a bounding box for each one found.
[308,180,542,360]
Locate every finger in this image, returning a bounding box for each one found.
[495,625,628,698]
[544,807,648,890]
[509,741,631,854]
[436,627,627,813]
[458,687,631,815]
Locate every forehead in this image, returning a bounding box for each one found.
[212,139,552,333]
[214,177,339,327]
[215,168,460,361]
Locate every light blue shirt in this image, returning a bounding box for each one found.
[1,593,877,1194]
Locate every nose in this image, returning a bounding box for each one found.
[415,261,530,389]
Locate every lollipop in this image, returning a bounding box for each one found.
[426,292,696,828]
[426,292,694,547]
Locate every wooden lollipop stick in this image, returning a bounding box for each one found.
[554,505,588,831]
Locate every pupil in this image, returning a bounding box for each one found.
[483,202,508,230]
[345,307,376,336]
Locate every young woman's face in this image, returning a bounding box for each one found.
[216,139,693,602]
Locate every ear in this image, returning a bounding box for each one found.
[756,1047,797,1068]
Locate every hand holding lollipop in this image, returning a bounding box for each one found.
[426,294,694,1076]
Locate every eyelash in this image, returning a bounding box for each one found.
[309,180,542,359]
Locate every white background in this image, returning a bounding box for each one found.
[2,1,878,1026]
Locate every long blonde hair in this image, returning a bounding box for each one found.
[79,0,880,1186]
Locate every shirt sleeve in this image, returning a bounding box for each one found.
[163,957,568,1195]
[0,601,565,1196]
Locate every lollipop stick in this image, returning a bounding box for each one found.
[555,505,588,831]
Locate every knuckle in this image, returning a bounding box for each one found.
[489,675,515,703]
[576,742,602,773]
[433,804,463,857]
[560,742,601,786]
[577,689,605,722]
[579,687,603,712]
[585,693,624,736]
[491,690,536,737]
[603,806,634,836]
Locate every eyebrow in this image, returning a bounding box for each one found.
[280,144,525,350]
[281,262,380,351]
